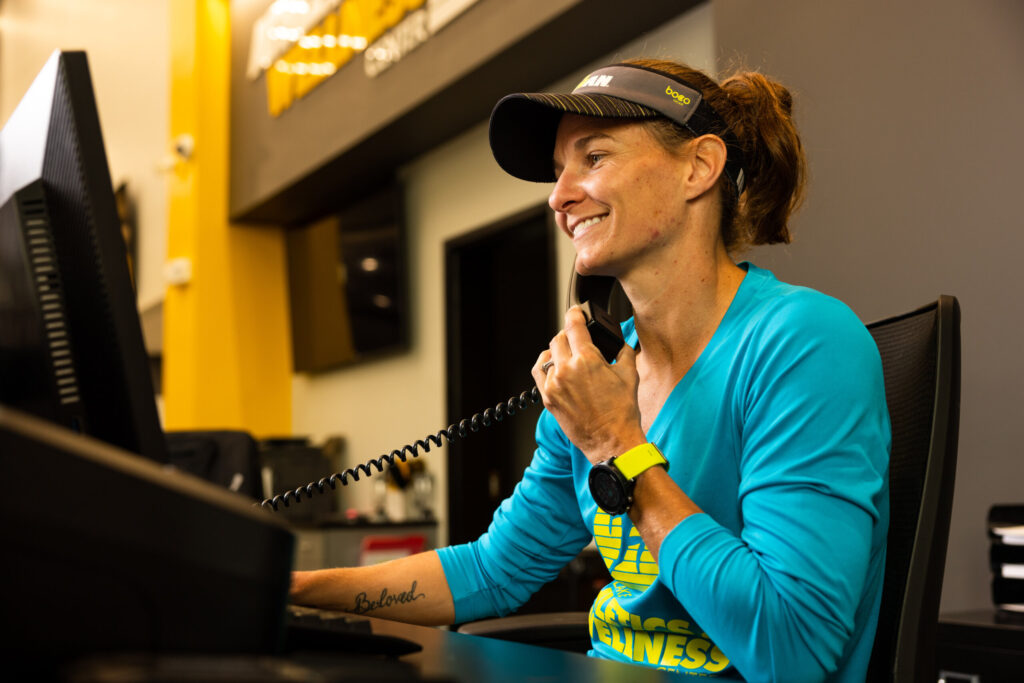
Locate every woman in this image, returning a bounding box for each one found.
[292,59,890,682]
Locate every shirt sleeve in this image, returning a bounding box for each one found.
[658,296,890,682]
[437,409,593,622]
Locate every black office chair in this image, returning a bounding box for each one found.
[865,295,961,682]
[165,430,264,500]
[458,296,962,683]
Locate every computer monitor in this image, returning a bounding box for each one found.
[0,50,166,462]
[0,51,294,669]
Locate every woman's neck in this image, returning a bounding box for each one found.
[623,240,745,378]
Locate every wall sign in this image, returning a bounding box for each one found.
[247,0,480,117]
[229,0,690,224]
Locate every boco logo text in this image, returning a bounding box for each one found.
[665,85,691,106]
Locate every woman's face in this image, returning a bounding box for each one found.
[548,114,691,276]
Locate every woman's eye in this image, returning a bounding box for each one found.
[586,152,604,166]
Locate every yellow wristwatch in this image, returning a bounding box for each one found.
[588,443,668,515]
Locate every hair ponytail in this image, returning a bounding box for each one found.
[719,72,806,250]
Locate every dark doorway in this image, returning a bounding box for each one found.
[444,206,558,546]
[445,205,611,617]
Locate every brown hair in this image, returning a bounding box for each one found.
[625,58,806,253]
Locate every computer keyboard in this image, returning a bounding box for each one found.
[286,604,372,634]
[284,605,422,657]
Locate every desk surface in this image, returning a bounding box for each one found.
[58,617,688,682]
[938,609,1024,650]
[936,609,1024,683]
[366,615,686,682]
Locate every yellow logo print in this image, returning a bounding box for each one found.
[588,513,730,673]
[588,578,730,671]
[665,85,692,106]
[592,512,658,588]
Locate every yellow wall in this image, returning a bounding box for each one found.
[163,0,291,437]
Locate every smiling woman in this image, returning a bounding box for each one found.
[292,58,891,683]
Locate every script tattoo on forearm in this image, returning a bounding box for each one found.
[352,580,427,615]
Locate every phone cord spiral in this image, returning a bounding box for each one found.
[258,386,542,512]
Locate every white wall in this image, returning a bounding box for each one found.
[0,0,170,310]
[291,3,715,542]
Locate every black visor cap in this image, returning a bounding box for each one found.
[488,96,565,183]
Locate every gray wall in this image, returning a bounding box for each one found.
[715,0,1024,612]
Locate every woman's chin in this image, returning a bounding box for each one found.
[574,251,615,278]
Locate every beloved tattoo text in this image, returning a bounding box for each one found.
[352,581,427,614]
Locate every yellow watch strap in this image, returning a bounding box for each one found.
[612,443,668,480]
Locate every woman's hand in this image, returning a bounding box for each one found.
[531,306,646,464]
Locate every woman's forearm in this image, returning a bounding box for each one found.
[290,549,456,626]
[629,465,702,562]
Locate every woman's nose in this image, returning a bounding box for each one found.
[548,168,583,213]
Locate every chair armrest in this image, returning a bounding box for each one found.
[456,612,591,653]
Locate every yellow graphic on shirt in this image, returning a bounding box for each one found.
[589,513,730,673]
[593,512,659,587]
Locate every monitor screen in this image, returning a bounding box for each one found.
[0,50,165,462]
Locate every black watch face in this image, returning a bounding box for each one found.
[589,465,627,515]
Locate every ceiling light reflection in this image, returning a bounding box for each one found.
[296,34,368,50]
[274,60,338,76]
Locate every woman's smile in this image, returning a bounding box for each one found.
[570,214,608,239]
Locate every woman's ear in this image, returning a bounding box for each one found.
[683,134,728,200]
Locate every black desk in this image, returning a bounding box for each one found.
[63,616,687,682]
[937,609,1024,683]
[367,615,685,682]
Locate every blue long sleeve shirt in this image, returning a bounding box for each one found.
[437,263,890,682]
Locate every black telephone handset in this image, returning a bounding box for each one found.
[566,264,630,363]
[259,263,630,511]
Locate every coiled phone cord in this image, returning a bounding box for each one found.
[258,386,542,511]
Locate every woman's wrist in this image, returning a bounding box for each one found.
[586,428,648,465]
[289,570,315,603]
[629,467,701,562]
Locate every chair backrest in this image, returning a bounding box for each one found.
[865,296,961,682]
[165,430,263,500]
